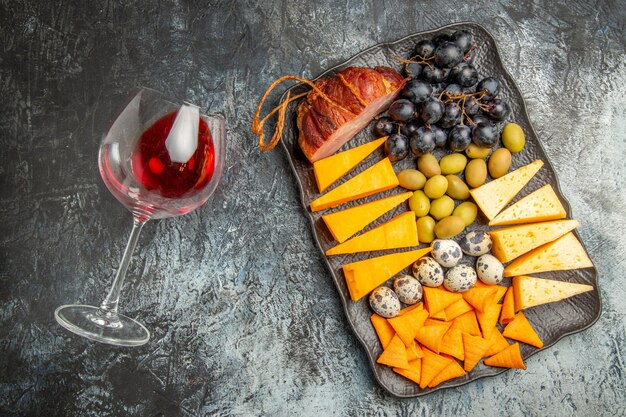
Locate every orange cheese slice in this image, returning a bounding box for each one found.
[469,160,543,220]
[511,275,594,312]
[489,219,579,263]
[310,157,399,212]
[326,212,417,255]
[343,247,432,301]
[489,184,567,226]
[322,192,412,243]
[504,232,593,277]
[313,137,387,193]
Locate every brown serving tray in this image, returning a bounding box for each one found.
[277,22,601,397]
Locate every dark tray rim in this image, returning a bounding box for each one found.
[277,21,602,397]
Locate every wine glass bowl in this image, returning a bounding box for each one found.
[55,88,226,346]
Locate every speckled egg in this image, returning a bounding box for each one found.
[431,239,463,267]
[411,257,444,287]
[460,231,492,256]
[476,254,504,285]
[444,264,477,292]
[393,275,423,305]
[369,287,401,318]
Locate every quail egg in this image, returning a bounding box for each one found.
[369,286,401,318]
[412,257,444,287]
[476,254,504,285]
[431,239,463,267]
[393,275,423,305]
[460,230,492,256]
[444,264,477,292]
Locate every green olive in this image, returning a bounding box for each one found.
[417,154,441,178]
[465,143,491,159]
[445,175,470,200]
[424,175,448,199]
[434,215,466,239]
[439,153,467,175]
[409,190,430,217]
[452,201,478,226]
[465,159,487,188]
[417,216,436,243]
[397,169,427,190]
[488,148,512,178]
[501,123,526,153]
[429,195,455,220]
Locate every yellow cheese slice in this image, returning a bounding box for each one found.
[310,158,398,212]
[313,137,387,193]
[322,192,412,243]
[470,160,543,220]
[512,275,594,311]
[489,184,567,226]
[326,212,417,255]
[343,247,432,301]
[504,232,593,277]
[489,219,579,263]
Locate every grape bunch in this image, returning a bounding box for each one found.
[377,30,511,161]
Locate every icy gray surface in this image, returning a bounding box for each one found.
[1,0,625,416]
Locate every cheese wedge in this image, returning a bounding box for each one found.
[489,219,579,263]
[489,184,567,226]
[310,158,398,212]
[326,212,417,255]
[322,192,412,243]
[470,160,543,220]
[343,247,432,301]
[313,137,387,193]
[504,232,593,277]
[512,275,594,311]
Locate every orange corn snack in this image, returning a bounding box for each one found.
[387,308,428,347]
[406,341,425,361]
[462,333,494,372]
[476,303,502,340]
[420,348,453,389]
[444,298,474,321]
[450,311,481,336]
[484,342,526,369]
[423,287,463,315]
[439,328,465,361]
[502,312,544,348]
[398,302,423,316]
[415,324,449,354]
[377,334,410,369]
[370,314,395,349]
[463,287,498,312]
[492,285,508,304]
[499,287,515,325]
[393,359,422,385]
[428,359,466,388]
[429,308,448,321]
[484,328,510,357]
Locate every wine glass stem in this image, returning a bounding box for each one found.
[99,216,146,320]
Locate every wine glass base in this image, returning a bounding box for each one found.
[55,305,150,347]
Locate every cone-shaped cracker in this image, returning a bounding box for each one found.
[499,287,515,325]
[428,358,466,388]
[484,328,510,357]
[420,348,453,389]
[444,298,474,321]
[377,334,409,368]
[439,328,465,361]
[406,341,424,361]
[502,312,544,348]
[450,311,481,336]
[462,333,494,372]
[398,302,423,316]
[476,303,502,340]
[484,342,526,369]
[463,287,498,312]
[415,324,449,354]
[370,314,395,349]
[387,308,428,347]
[423,287,463,315]
[393,359,421,385]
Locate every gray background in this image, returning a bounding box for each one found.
[1,0,625,416]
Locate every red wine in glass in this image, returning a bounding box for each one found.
[55,88,225,346]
